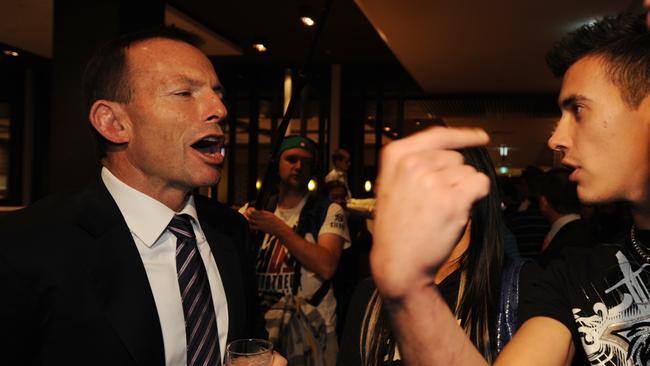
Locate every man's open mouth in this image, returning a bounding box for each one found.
[191,136,224,156]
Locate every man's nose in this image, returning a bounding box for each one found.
[206,90,228,125]
[548,116,571,153]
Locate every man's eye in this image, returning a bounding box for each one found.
[572,104,583,114]
[213,86,226,99]
[175,91,192,97]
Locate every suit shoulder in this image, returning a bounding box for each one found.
[195,195,248,228]
[0,192,78,232]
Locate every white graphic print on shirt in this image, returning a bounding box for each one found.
[254,197,351,326]
[573,251,650,365]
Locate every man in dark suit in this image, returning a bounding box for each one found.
[0,28,282,366]
[538,168,594,267]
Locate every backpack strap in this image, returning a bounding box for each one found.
[307,281,331,307]
[250,195,280,253]
[264,194,279,213]
[292,195,333,306]
[496,257,530,354]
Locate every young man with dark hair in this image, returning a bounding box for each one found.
[370,13,650,365]
[0,27,285,366]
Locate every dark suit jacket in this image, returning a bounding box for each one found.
[0,180,259,365]
[538,218,595,267]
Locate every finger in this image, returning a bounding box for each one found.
[453,172,490,207]
[400,150,465,176]
[444,168,490,222]
[248,210,264,220]
[377,150,465,198]
[271,352,288,366]
[425,163,490,201]
[381,127,488,170]
[435,164,485,187]
[244,207,257,217]
[404,126,489,151]
[378,150,464,193]
[378,127,487,191]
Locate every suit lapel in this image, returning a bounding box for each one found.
[196,201,247,341]
[77,181,165,366]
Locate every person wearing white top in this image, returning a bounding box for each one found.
[242,136,350,366]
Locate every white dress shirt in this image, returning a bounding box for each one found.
[543,213,581,250]
[101,167,228,366]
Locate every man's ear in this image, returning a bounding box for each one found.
[88,100,131,144]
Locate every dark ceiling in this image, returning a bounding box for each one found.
[166,0,420,96]
[1,0,647,171]
[167,0,402,66]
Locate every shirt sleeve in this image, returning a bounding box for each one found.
[318,203,351,249]
[518,258,579,341]
[324,170,338,183]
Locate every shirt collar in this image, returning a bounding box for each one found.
[101,167,199,247]
[546,213,581,244]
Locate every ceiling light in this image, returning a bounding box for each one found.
[299,6,316,27]
[415,120,421,126]
[3,50,19,57]
[252,43,267,53]
[384,126,391,132]
[300,16,315,27]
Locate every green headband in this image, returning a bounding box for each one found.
[279,135,317,156]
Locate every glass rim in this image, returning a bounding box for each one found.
[226,338,273,357]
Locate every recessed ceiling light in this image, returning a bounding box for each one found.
[252,43,267,53]
[300,16,315,27]
[3,50,19,57]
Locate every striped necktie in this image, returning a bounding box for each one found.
[168,214,221,366]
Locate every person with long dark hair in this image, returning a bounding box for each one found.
[338,146,528,365]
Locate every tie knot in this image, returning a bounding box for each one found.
[168,214,195,240]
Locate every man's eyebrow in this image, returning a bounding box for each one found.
[163,76,226,95]
[166,75,214,88]
[559,94,590,110]
[167,75,200,86]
